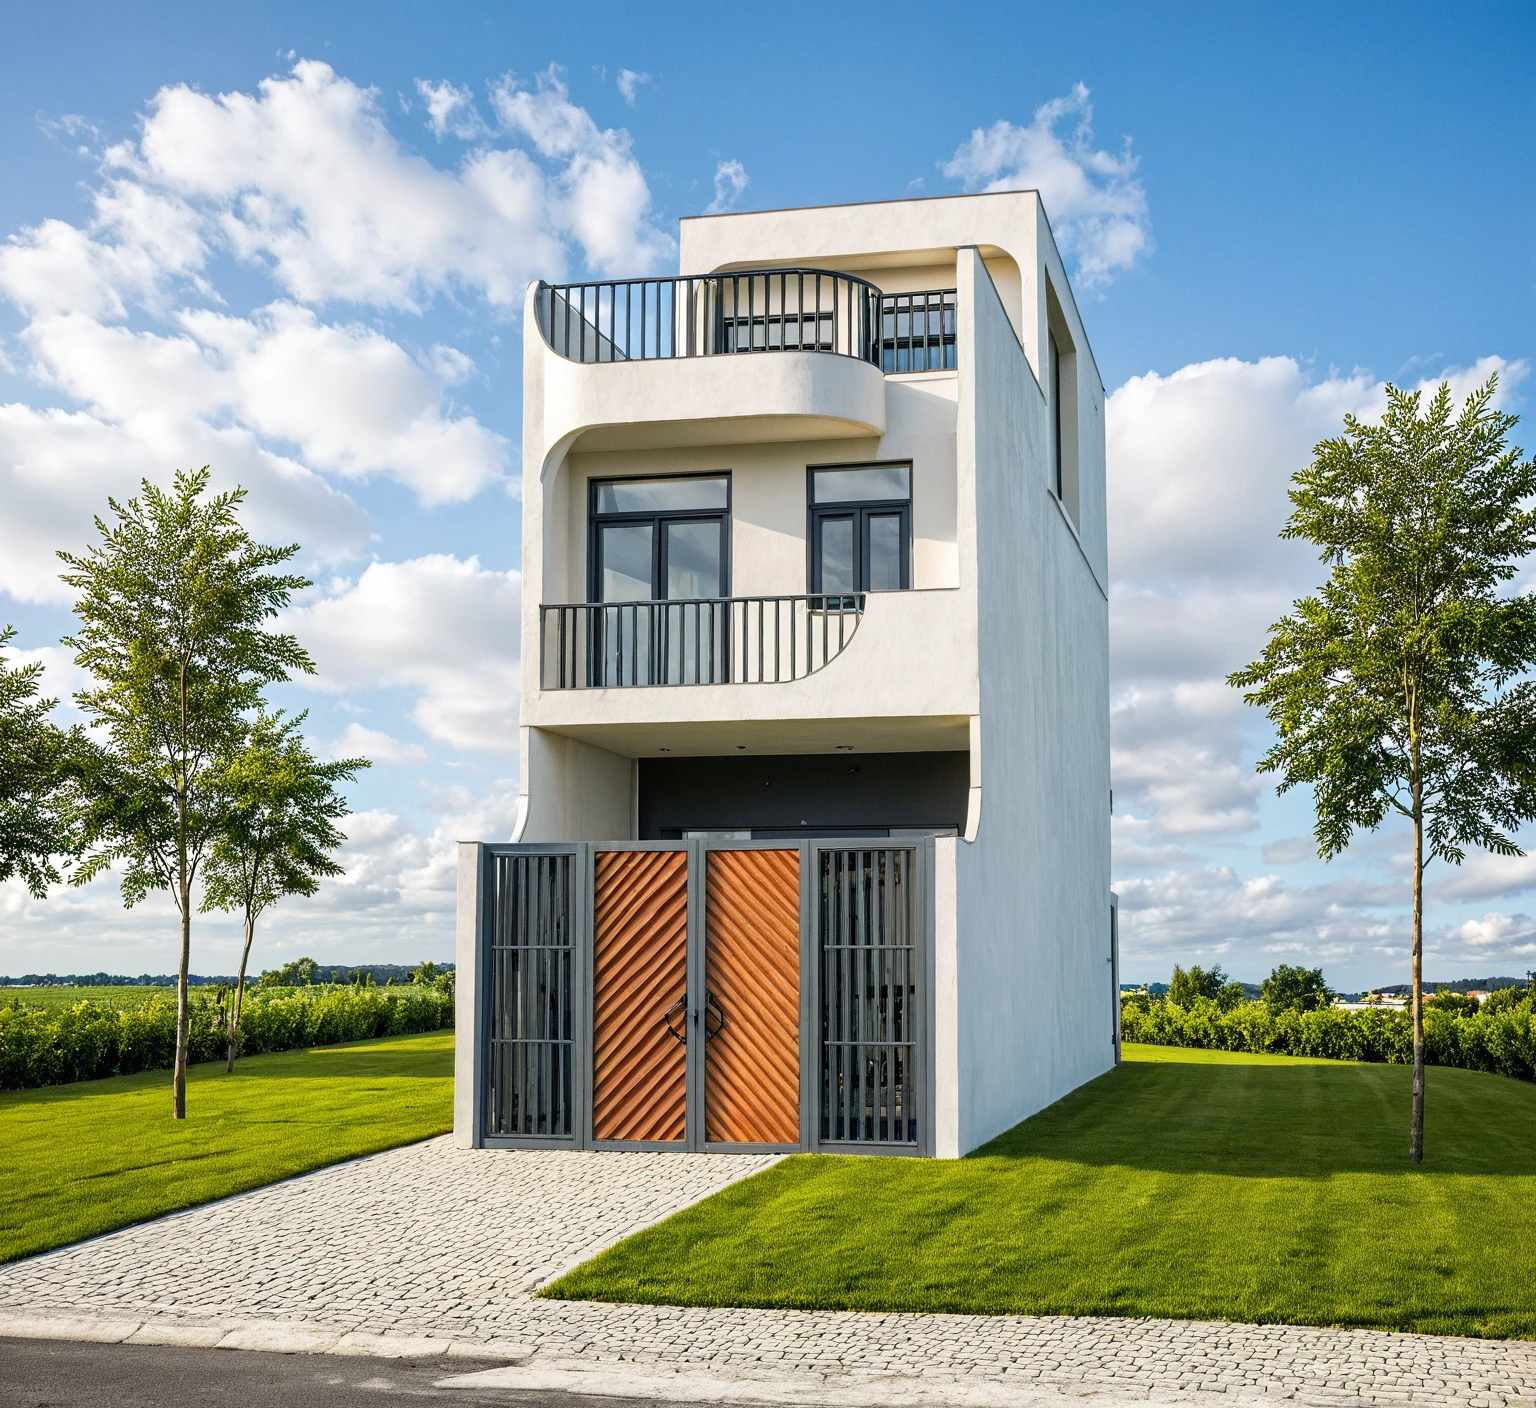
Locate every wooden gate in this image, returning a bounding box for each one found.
[703,848,802,1145]
[591,849,688,1142]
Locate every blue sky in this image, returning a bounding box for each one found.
[1,1,1533,987]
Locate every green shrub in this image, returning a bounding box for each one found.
[1121,989,1536,1082]
[0,979,454,1091]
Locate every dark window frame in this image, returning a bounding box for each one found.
[1049,330,1063,500]
[587,471,732,604]
[879,289,957,373]
[805,461,913,596]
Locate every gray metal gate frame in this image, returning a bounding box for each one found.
[472,835,936,1156]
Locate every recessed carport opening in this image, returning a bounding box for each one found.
[637,750,969,839]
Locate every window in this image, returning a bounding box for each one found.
[880,290,956,372]
[808,463,911,598]
[589,475,729,603]
[1049,330,1063,500]
[588,474,730,685]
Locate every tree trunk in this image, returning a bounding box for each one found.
[1409,794,1425,1163]
[227,908,255,1074]
[174,884,190,1119]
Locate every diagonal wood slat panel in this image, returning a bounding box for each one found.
[592,850,688,1142]
[705,849,801,1144]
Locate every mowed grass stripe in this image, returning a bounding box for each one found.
[545,1045,1536,1339]
[0,1030,453,1265]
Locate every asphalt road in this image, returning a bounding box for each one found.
[0,1338,713,1408]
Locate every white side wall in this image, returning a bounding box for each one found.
[453,841,482,1147]
[514,727,635,843]
[948,247,1112,1156]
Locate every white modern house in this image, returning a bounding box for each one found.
[455,191,1114,1159]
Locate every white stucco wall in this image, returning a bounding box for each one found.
[942,247,1113,1157]
[513,728,635,843]
[453,841,481,1147]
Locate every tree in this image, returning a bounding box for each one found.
[1229,376,1536,1162]
[260,956,319,987]
[1168,963,1229,1007]
[1260,964,1334,1013]
[61,469,312,1119]
[0,627,79,898]
[201,711,368,1071]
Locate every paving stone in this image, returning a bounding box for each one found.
[1,1137,1534,1407]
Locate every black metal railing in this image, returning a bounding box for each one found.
[880,289,957,372]
[539,594,864,689]
[535,270,884,366]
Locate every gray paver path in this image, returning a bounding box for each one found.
[1,1136,1533,1407]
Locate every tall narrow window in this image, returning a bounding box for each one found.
[808,463,912,600]
[589,474,730,685]
[1049,330,1063,500]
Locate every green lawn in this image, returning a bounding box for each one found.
[2,985,178,1011]
[0,1030,453,1265]
[546,1044,1536,1339]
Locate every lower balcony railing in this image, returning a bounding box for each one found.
[540,595,864,689]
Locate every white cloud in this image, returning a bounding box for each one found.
[414,79,489,140]
[616,70,651,106]
[943,83,1150,288]
[105,59,670,310]
[490,65,674,276]
[0,402,369,605]
[705,159,749,215]
[283,554,521,754]
[321,722,429,766]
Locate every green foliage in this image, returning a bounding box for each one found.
[1428,989,1480,1015]
[61,468,313,906]
[1261,963,1334,1013]
[1119,991,1536,1083]
[1229,376,1536,864]
[0,982,454,1092]
[0,626,82,898]
[1168,963,1229,1007]
[260,956,318,987]
[200,710,367,948]
[0,1031,452,1265]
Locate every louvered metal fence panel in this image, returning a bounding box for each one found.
[818,847,918,1145]
[486,852,574,1138]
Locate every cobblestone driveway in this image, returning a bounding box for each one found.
[1,1137,1533,1407]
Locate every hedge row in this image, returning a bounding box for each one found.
[1120,996,1536,1082]
[0,982,454,1091]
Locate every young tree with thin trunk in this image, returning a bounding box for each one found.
[1230,376,1536,1162]
[0,626,81,898]
[61,468,311,1119]
[202,711,368,1071]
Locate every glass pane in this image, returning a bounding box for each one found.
[598,522,653,601]
[868,514,903,591]
[595,476,728,514]
[663,519,723,600]
[819,516,855,594]
[812,465,911,505]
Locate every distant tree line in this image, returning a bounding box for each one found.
[1,963,454,989]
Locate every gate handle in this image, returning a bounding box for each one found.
[703,990,726,1042]
[662,995,688,1046]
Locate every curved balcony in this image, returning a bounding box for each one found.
[535,269,883,366]
[540,594,863,690]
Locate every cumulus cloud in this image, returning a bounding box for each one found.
[943,83,1150,288]
[283,554,521,754]
[415,79,489,140]
[489,65,674,275]
[616,69,651,106]
[321,722,429,766]
[706,159,749,214]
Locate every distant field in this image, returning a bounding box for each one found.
[548,1043,1536,1339]
[1,986,177,1011]
[0,1030,453,1264]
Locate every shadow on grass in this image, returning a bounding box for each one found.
[971,1057,1536,1178]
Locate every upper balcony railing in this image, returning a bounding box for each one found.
[540,594,863,689]
[536,269,884,366]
